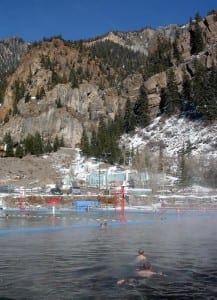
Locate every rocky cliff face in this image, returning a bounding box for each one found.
[0,37,28,78]
[94,13,217,57]
[0,12,216,148]
[98,13,217,115]
[0,37,135,146]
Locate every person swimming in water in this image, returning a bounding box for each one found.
[136,248,147,264]
[117,261,162,285]
[99,222,107,229]
[135,261,162,278]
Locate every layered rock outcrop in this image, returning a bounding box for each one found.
[0,12,216,147]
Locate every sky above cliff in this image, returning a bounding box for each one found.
[0,0,216,42]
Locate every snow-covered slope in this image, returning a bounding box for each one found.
[121,116,217,158]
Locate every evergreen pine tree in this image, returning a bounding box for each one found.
[60,135,64,147]
[45,138,53,153]
[24,133,34,154]
[190,15,204,55]
[3,132,14,157]
[80,128,90,156]
[0,78,7,104]
[25,92,31,103]
[181,72,194,114]
[159,88,167,114]
[123,98,136,133]
[191,59,207,118]
[195,12,202,22]
[12,99,18,116]
[164,69,180,115]
[69,69,79,88]
[101,117,123,164]
[173,31,181,63]
[134,85,150,127]
[33,131,44,156]
[201,65,217,120]
[185,140,193,157]
[51,71,62,86]
[53,135,60,152]
[90,130,99,157]
[15,144,24,158]
[108,138,122,164]
[113,110,124,137]
[56,97,62,108]
[14,80,25,103]
[147,37,172,74]
[97,118,107,158]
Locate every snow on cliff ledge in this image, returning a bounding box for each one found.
[121,117,217,158]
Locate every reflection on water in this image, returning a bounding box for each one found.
[0,210,217,299]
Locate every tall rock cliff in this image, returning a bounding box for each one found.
[0,11,216,148]
[0,37,28,78]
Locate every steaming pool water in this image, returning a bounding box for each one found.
[0,209,217,299]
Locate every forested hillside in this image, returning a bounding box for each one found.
[0,11,216,166]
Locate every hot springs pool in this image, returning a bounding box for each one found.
[0,209,217,299]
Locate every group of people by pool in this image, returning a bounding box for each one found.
[117,248,162,285]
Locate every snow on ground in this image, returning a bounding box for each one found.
[46,116,217,202]
[52,116,217,192]
[67,151,97,182]
[71,149,125,183]
[50,116,217,187]
[121,116,217,158]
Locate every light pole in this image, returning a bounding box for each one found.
[98,160,101,192]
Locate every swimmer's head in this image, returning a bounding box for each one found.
[138,248,144,255]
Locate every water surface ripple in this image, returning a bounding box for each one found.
[0,210,217,299]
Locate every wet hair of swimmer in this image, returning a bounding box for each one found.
[138,248,145,255]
